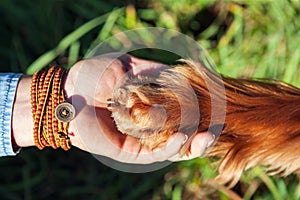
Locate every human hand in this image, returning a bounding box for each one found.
[11,53,215,162]
[62,53,215,164]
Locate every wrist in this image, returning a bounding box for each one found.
[11,68,79,149]
[63,67,81,148]
[12,75,35,147]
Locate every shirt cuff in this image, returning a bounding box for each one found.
[0,73,22,157]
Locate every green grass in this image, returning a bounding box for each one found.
[0,0,300,199]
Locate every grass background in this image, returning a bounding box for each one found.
[0,0,300,199]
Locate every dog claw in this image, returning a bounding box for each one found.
[107,103,112,111]
[107,98,120,111]
[107,98,116,105]
[107,98,113,104]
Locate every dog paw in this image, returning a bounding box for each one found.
[108,84,169,142]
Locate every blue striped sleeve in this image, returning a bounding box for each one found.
[0,73,22,157]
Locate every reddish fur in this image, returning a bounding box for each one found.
[110,60,300,187]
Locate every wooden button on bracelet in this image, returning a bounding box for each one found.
[30,66,75,150]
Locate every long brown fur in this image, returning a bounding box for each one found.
[109,59,300,187]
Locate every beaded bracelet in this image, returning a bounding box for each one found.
[30,66,75,150]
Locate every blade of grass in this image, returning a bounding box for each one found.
[26,11,115,74]
[258,172,283,200]
[87,8,123,52]
[99,8,121,41]
[172,185,183,200]
[126,5,136,29]
[276,179,288,198]
[243,180,260,200]
[282,47,300,83]
[254,33,283,78]
[293,182,300,200]
[67,41,80,68]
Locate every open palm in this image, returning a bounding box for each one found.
[64,53,214,164]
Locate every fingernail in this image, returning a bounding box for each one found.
[206,133,215,148]
[182,134,188,145]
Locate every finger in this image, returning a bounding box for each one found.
[129,56,168,75]
[190,132,215,156]
[169,132,215,162]
[109,132,174,164]
[151,132,188,162]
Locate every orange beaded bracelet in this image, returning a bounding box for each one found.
[30,66,75,150]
